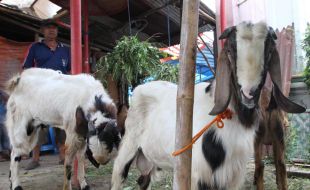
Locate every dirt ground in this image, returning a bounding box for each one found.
[0,154,309,190]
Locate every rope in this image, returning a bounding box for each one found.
[172,109,233,156]
[167,1,171,46]
[127,0,132,35]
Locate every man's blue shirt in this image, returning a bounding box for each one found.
[23,41,71,74]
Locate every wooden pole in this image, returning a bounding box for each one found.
[173,0,199,189]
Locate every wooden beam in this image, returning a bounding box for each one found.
[53,9,69,20]
[0,6,41,21]
[199,10,215,24]
[0,15,40,33]
[144,0,180,25]
[138,0,178,19]
[173,0,200,189]
[30,0,39,9]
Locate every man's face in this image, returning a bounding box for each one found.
[42,25,58,39]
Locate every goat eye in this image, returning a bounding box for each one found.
[92,118,97,125]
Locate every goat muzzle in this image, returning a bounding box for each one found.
[241,90,255,109]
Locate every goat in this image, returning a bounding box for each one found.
[5,68,121,190]
[254,87,298,190]
[111,22,305,190]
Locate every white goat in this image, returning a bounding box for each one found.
[111,22,305,190]
[6,68,120,190]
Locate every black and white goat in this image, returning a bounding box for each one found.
[5,68,121,190]
[111,22,305,190]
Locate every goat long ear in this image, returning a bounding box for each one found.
[75,106,89,138]
[269,50,306,113]
[219,26,236,40]
[272,84,306,113]
[268,27,277,40]
[269,49,282,89]
[209,50,232,115]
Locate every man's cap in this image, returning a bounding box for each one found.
[41,19,58,28]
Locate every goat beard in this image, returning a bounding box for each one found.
[232,95,259,128]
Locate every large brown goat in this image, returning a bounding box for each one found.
[254,86,302,190]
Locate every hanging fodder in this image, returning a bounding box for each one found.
[96,36,179,87]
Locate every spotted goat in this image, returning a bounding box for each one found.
[6,68,121,190]
[110,22,305,190]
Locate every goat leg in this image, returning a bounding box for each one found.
[9,149,23,190]
[111,136,139,190]
[254,136,264,190]
[63,139,81,190]
[76,146,90,190]
[272,124,287,190]
[136,149,153,190]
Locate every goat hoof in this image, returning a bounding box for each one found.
[14,186,23,190]
[82,185,90,190]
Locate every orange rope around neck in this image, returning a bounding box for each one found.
[172,109,233,156]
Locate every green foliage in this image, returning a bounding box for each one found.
[302,25,310,88]
[96,36,179,86]
[285,124,298,162]
[152,63,179,83]
[286,113,310,163]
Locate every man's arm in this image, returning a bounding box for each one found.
[23,44,36,69]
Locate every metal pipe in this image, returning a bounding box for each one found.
[237,0,248,6]
[197,46,215,75]
[83,0,90,73]
[70,0,82,187]
[70,0,82,74]
[199,10,216,23]
[220,0,226,47]
[198,34,214,56]
[213,28,218,71]
[56,20,71,29]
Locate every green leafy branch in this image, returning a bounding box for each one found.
[302,24,310,88]
[96,36,179,87]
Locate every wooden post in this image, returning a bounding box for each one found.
[173,0,200,190]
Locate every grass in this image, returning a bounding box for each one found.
[85,161,310,190]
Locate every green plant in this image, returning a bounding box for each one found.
[302,24,310,88]
[285,124,298,162]
[96,36,179,86]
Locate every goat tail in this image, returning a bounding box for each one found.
[117,104,128,136]
[6,73,21,94]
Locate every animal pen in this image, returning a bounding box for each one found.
[0,0,310,190]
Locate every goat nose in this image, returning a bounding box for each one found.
[241,89,254,99]
[249,88,256,96]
